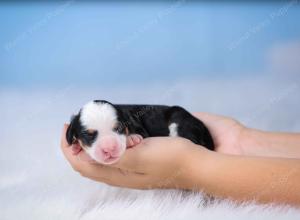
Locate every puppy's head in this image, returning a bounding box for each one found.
[66,100,127,164]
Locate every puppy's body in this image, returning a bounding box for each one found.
[114,104,214,149]
[67,100,214,164]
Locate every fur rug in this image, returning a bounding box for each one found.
[2,167,300,220]
[1,79,300,219]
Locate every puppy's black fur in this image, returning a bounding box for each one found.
[116,104,214,150]
[67,101,214,150]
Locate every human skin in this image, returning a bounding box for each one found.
[193,112,300,158]
[60,112,300,206]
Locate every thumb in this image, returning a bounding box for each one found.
[110,140,149,173]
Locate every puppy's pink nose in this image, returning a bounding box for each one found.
[95,137,120,160]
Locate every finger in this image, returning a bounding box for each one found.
[194,112,236,128]
[71,159,148,187]
[95,175,151,189]
[193,112,228,137]
[110,140,150,173]
[132,134,143,144]
[126,135,134,147]
[126,134,143,148]
[61,124,86,171]
[60,124,70,149]
[193,112,224,124]
[71,144,82,155]
[77,151,97,163]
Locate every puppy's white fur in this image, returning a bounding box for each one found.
[168,123,178,137]
[79,101,126,163]
[80,101,117,132]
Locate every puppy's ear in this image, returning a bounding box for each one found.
[66,114,79,145]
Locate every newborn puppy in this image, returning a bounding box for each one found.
[66,100,214,164]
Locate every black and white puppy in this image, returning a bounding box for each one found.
[66,100,214,164]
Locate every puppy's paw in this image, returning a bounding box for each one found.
[126,134,143,148]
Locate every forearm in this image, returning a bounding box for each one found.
[242,128,300,158]
[183,148,300,206]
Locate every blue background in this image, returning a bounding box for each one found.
[1,1,299,88]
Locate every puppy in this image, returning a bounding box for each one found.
[66,100,214,164]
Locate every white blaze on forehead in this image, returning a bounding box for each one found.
[80,101,117,132]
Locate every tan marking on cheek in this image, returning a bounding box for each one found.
[87,129,95,134]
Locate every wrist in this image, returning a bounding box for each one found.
[240,128,300,158]
[239,128,280,157]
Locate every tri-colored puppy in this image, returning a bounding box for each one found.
[67,100,214,164]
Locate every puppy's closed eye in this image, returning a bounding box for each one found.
[80,130,98,145]
[83,130,97,137]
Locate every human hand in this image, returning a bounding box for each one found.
[61,124,210,189]
[61,112,249,189]
[194,112,247,155]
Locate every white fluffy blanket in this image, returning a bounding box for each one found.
[1,79,300,219]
